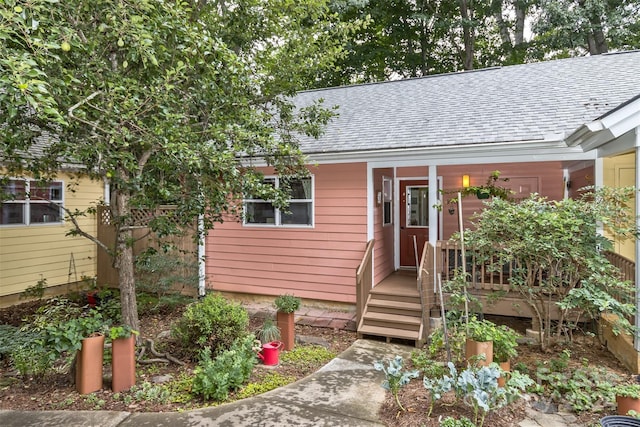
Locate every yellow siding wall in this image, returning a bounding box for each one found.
[0,174,102,297]
[603,152,636,261]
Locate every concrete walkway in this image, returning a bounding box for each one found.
[0,303,587,426]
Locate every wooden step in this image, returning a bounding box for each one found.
[363,311,422,326]
[358,324,421,341]
[371,287,420,298]
[367,299,422,312]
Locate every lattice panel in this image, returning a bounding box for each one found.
[98,206,184,227]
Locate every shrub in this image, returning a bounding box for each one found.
[274,294,301,313]
[192,334,257,401]
[172,293,249,357]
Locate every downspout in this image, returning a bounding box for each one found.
[198,215,206,298]
[635,127,640,351]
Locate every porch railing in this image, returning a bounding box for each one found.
[604,251,636,312]
[355,239,375,327]
[436,240,515,292]
[417,242,434,339]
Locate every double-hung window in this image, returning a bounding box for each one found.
[0,179,63,226]
[244,176,313,227]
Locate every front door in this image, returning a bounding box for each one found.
[400,180,429,268]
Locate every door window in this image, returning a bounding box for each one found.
[407,186,428,227]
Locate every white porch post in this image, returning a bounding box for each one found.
[367,163,375,284]
[428,165,438,245]
[635,127,640,351]
[428,165,438,293]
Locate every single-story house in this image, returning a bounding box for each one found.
[206,51,640,307]
[206,50,640,366]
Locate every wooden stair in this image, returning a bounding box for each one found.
[357,284,424,347]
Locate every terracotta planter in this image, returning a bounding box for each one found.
[277,311,295,351]
[465,338,493,367]
[76,334,105,394]
[497,360,510,387]
[112,336,136,392]
[616,395,640,416]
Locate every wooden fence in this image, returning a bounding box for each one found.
[97,206,197,287]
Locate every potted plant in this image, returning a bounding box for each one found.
[73,312,108,394]
[274,294,300,351]
[465,317,495,367]
[491,324,519,387]
[460,170,512,200]
[614,383,640,416]
[108,325,139,392]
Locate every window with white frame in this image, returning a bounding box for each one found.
[244,176,313,227]
[0,179,63,226]
[382,176,392,225]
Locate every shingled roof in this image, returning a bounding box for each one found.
[294,50,640,155]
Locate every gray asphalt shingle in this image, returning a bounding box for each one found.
[294,51,640,154]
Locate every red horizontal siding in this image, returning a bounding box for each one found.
[206,162,368,303]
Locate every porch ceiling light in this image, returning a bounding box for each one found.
[462,174,470,188]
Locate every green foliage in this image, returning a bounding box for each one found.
[255,318,281,344]
[614,384,640,398]
[280,345,336,372]
[136,292,192,316]
[11,297,109,375]
[192,335,258,401]
[172,293,249,358]
[411,350,446,380]
[373,356,420,411]
[456,170,513,201]
[424,362,533,427]
[440,416,475,427]
[491,325,520,363]
[235,372,297,399]
[108,325,139,341]
[1,0,354,336]
[135,250,199,299]
[274,294,301,313]
[428,321,467,365]
[20,277,46,300]
[533,351,620,413]
[464,188,638,350]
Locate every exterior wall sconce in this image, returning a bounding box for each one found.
[462,174,470,188]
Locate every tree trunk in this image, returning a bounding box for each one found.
[459,0,475,70]
[514,2,525,46]
[113,191,140,335]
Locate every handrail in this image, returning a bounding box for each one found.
[417,242,434,341]
[355,239,375,328]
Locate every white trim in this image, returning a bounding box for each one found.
[305,140,592,166]
[242,175,315,228]
[568,97,640,151]
[198,215,206,297]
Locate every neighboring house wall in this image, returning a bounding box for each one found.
[603,152,636,261]
[206,162,368,303]
[373,168,394,282]
[0,174,101,300]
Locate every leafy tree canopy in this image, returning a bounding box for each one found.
[0,0,358,331]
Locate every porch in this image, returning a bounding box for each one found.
[355,239,636,348]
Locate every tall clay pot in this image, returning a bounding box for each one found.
[112,336,136,392]
[76,334,105,394]
[465,338,493,367]
[497,360,510,387]
[277,311,295,351]
[616,395,640,416]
